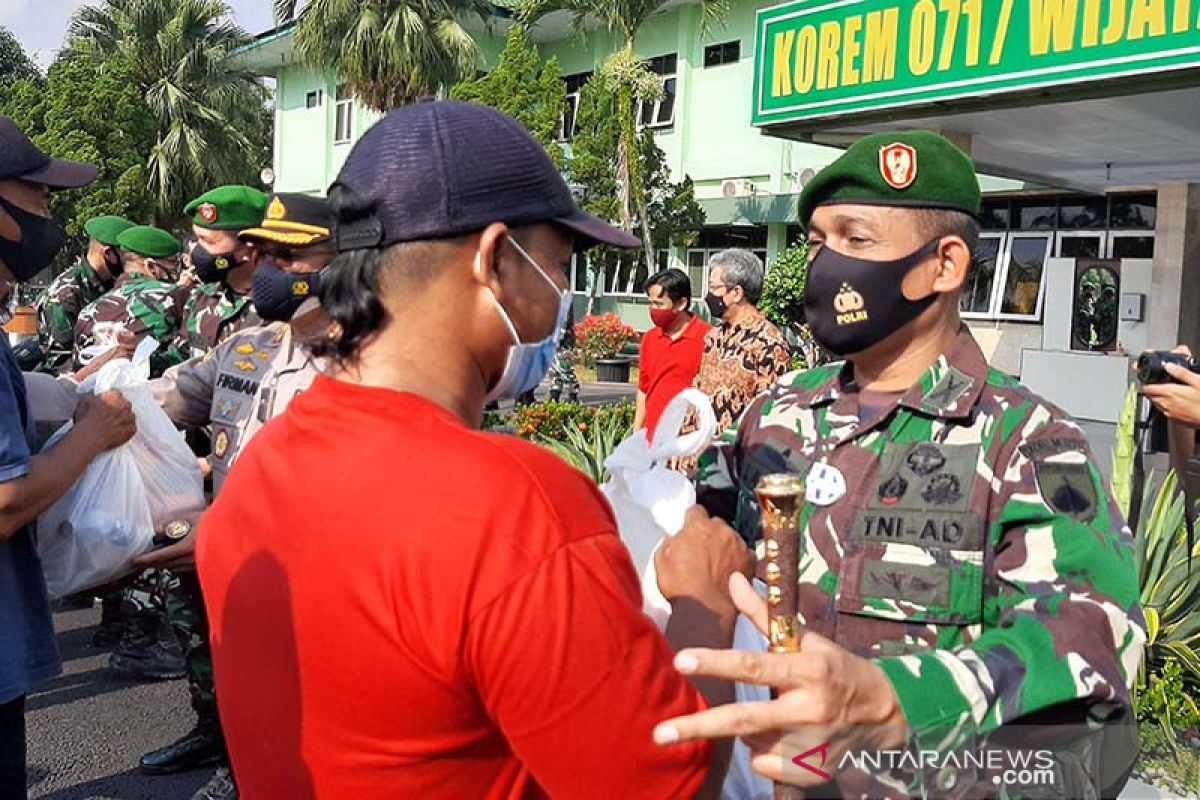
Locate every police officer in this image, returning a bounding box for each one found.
[168,186,268,363]
[655,132,1146,797]
[130,193,333,800]
[34,214,133,373]
[72,225,186,379]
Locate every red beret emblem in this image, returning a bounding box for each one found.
[198,203,218,224]
[879,143,917,190]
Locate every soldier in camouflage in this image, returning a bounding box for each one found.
[548,303,580,402]
[73,225,186,378]
[655,132,1146,798]
[167,186,269,363]
[34,215,132,373]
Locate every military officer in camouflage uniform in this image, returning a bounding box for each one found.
[655,132,1146,798]
[548,303,580,402]
[73,225,186,378]
[167,186,268,363]
[34,214,132,373]
[129,193,333,800]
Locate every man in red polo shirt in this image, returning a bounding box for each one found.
[634,268,710,438]
[197,102,749,799]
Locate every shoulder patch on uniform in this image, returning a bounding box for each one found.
[1019,437,1087,461]
[861,560,949,607]
[922,367,975,412]
[1034,461,1098,522]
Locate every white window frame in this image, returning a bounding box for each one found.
[305,89,324,109]
[570,253,588,295]
[559,72,591,142]
[334,85,354,145]
[959,232,1006,320]
[638,55,677,130]
[1055,230,1107,260]
[995,232,1053,321]
[1107,231,1156,259]
[703,40,741,68]
[604,256,652,297]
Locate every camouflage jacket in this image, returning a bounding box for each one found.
[166,282,261,364]
[697,327,1145,797]
[34,260,113,374]
[73,274,189,377]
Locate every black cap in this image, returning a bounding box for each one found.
[240,193,333,247]
[0,116,97,189]
[331,100,640,253]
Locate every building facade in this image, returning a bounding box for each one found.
[235,0,1187,418]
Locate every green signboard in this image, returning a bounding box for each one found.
[753,0,1200,126]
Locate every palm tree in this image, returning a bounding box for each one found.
[273,0,492,112]
[65,0,271,224]
[517,0,728,274]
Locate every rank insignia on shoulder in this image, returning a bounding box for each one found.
[233,360,257,372]
[235,343,255,355]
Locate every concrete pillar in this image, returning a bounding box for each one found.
[939,130,974,157]
[1149,184,1200,351]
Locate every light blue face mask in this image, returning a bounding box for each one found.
[484,238,572,403]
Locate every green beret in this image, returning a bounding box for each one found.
[117,225,181,258]
[184,185,270,231]
[798,131,981,227]
[84,215,135,246]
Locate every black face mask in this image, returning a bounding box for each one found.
[251,258,322,322]
[803,239,941,356]
[103,246,123,278]
[0,197,67,282]
[191,243,238,284]
[705,291,727,320]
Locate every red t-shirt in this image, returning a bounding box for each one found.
[638,315,712,438]
[197,376,711,800]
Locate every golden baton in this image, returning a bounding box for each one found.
[755,473,807,800]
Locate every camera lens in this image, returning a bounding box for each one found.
[1136,353,1159,384]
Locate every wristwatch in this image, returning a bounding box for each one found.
[163,519,193,541]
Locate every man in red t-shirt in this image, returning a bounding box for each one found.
[634,268,711,438]
[197,102,750,800]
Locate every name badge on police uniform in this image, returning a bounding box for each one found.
[805,461,846,506]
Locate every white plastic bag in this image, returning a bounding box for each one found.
[601,388,717,629]
[37,339,204,598]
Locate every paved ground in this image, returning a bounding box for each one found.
[27,605,213,800]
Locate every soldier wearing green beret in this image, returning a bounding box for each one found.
[657,132,1146,797]
[167,185,268,363]
[73,225,187,378]
[33,215,134,373]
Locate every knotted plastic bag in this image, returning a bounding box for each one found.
[602,389,717,629]
[37,339,204,598]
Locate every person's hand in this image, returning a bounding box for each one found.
[134,530,198,572]
[70,332,139,382]
[652,573,908,787]
[73,390,136,451]
[656,506,752,610]
[1142,346,1200,428]
[197,457,212,480]
[177,268,198,289]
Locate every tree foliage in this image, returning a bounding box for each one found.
[275,0,491,112]
[0,26,42,88]
[450,26,566,169]
[569,74,704,313]
[65,0,272,225]
[2,55,159,268]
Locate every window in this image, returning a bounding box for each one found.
[605,254,652,296]
[960,233,1051,320]
[1109,193,1156,229]
[638,54,677,128]
[1013,200,1056,230]
[656,250,670,271]
[686,250,706,299]
[979,200,1010,231]
[560,72,591,141]
[570,253,588,294]
[1072,261,1120,352]
[1058,198,1106,229]
[704,41,740,68]
[305,89,323,109]
[1109,234,1155,259]
[334,84,353,144]
[1056,231,1105,259]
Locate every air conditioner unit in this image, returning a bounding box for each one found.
[721,179,756,198]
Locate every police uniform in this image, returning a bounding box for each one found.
[136,193,331,799]
[696,132,1145,798]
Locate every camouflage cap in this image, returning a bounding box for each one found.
[84,215,135,247]
[184,185,270,231]
[117,225,181,258]
[798,131,981,227]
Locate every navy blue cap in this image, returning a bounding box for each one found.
[330,101,641,252]
[0,116,97,189]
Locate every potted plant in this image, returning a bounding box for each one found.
[575,313,637,382]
